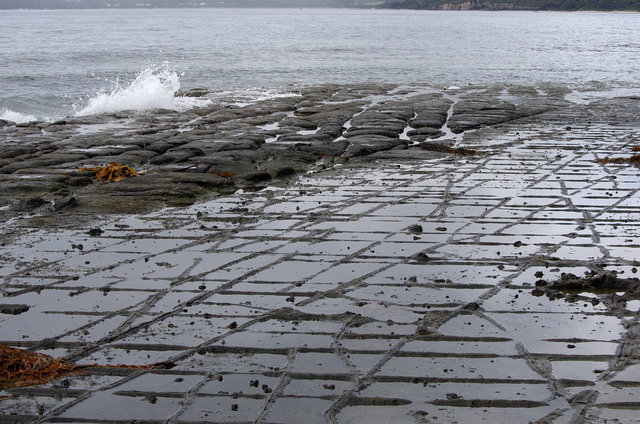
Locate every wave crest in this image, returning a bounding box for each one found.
[0,108,37,124]
[75,68,211,116]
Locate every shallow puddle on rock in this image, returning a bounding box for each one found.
[488,312,624,342]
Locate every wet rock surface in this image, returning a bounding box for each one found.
[1,83,640,423]
[0,83,586,218]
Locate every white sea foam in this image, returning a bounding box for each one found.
[74,68,211,116]
[0,108,37,124]
[211,88,302,106]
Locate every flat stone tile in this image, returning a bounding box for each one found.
[457,222,510,234]
[346,285,487,306]
[607,246,640,261]
[483,288,610,314]
[339,338,403,353]
[348,321,416,336]
[610,364,640,383]
[53,251,136,270]
[77,346,181,366]
[297,298,424,323]
[145,291,204,313]
[596,384,640,405]
[198,373,280,396]
[59,391,183,421]
[336,405,417,424]
[368,263,511,285]
[282,378,354,397]
[176,395,265,422]
[0,312,100,342]
[248,319,344,334]
[306,217,417,233]
[119,315,250,346]
[204,254,285,280]
[551,360,611,383]
[263,201,328,213]
[290,254,345,262]
[0,396,71,420]
[335,202,384,215]
[443,205,493,217]
[205,293,310,310]
[175,352,288,373]
[436,314,509,338]
[275,240,373,255]
[246,260,332,282]
[369,203,439,217]
[588,407,640,424]
[501,223,579,235]
[233,239,291,252]
[377,356,543,380]
[101,237,190,253]
[255,219,303,230]
[291,352,352,375]
[435,242,540,260]
[264,397,334,424]
[193,301,267,317]
[553,245,605,261]
[324,231,391,241]
[402,340,518,356]
[488,312,624,342]
[216,331,335,349]
[507,266,591,286]
[229,282,293,292]
[115,372,205,393]
[202,237,253,251]
[306,262,387,284]
[58,315,136,343]
[0,288,150,313]
[384,403,568,424]
[523,340,619,357]
[385,232,450,243]
[235,229,309,238]
[360,381,552,403]
[361,242,435,258]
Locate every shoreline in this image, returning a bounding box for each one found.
[1,82,639,224]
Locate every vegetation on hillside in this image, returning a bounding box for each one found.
[380,0,640,11]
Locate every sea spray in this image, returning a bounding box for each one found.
[74,68,211,116]
[0,108,37,124]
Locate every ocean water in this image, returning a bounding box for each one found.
[1,8,639,123]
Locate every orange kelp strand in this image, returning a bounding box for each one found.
[79,163,139,181]
[1,345,172,389]
[215,172,237,178]
[0,345,76,386]
[598,155,640,164]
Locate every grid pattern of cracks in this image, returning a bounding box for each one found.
[1,114,639,424]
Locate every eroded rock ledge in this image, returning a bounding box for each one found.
[0,83,637,217]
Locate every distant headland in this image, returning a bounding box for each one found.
[0,0,638,10]
[381,0,640,11]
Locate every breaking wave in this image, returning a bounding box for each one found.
[74,67,211,116]
[0,108,37,124]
